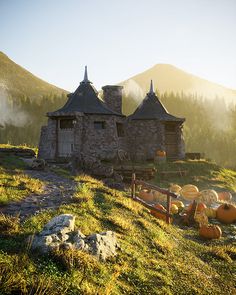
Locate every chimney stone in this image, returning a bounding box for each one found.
[102,85,123,114]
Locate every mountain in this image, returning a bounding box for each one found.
[120,64,236,108]
[0,52,67,146]
[0,51,66,98]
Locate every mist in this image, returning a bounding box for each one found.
[123,79,144,102]
[0,88,29,127]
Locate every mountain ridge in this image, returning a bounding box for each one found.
[120,63,236,105]
[0,51,67,99]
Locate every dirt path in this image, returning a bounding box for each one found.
[0,170,77,220]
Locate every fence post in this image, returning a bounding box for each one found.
[166,195,171,224]
[131,173,136,199]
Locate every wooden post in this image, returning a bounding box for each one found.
[131,173,136,199]
[166,195,171,224]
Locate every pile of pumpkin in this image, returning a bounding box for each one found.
[138,184,236,240]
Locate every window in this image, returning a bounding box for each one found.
[165,124,176,132]
[60,119,74,129]
[94,121,105,130]
[116,122,124,137]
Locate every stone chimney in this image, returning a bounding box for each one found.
[102,85,123,114]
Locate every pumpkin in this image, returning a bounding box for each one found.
[171,200,185,212]
[180,184,199,201]
[217,191,232,202]
[139,189,154,202]
[153,191,166,202]
[216,203,236,224]
[199,224,222,239]
[204,207,217,219]
[169,184,182,194]
[198,190,218,205]
[150,204,167,221]
[187,202,207,213]
[156,150,166,157]
[170,204,179,214]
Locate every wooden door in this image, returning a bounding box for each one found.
[58,129,74,157]
[165,124,178,158]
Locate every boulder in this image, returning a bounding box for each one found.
[31,214,119,260]
[85,231,119,261]
[42,214,75,235]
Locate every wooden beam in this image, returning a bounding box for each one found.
[134,179,178,199]
[132,196,172,218]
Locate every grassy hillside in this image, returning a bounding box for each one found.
[1,152,236,294]
[0,52,66,99]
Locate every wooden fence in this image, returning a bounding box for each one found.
[131,173,178,224]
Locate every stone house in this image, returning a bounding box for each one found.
[38,67,185,163]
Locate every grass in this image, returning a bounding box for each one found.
[0,155,236,294]
[153,159,236,192]
[0,155,43,205]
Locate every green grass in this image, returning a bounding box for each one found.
[0,157,236,294]
[153,159,236,192]
[0,156,43,205]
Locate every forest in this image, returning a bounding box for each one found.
[0,91,236,168]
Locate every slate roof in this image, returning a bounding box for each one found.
[49,67,124,117]
[129,81,185,122]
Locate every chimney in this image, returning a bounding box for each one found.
[102,85,123,114]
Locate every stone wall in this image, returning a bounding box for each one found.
[38,114,185,162]
[38,118,57,159]
[126,120,185,160]
[102,85,123,114]
[126,120,165,161]
[78,114,127,161]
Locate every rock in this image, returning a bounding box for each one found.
[42,214,75,235]
[85,231,119,261]
[31,215,119,260]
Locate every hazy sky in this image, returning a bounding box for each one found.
[1,0,236,91]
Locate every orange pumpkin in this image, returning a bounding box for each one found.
[150,204,167,221]
[156,150,166,157]
[139,189,154,203]
[217,191,232,202]
[199,224,222,239]
[187,202,207,213]
[180,184,199,201]
[216,203,236,224]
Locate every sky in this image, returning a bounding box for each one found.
[0,0,236,91]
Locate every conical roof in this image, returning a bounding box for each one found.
[49,67,123,117]
[129,81,185,122]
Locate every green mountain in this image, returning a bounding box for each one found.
[120,64,236,114]
[0,52,67,146]
[0,51,66,98]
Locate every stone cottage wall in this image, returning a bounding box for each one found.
[126,120,165,161]
[38,118,57,159]
[79,115,126,161]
